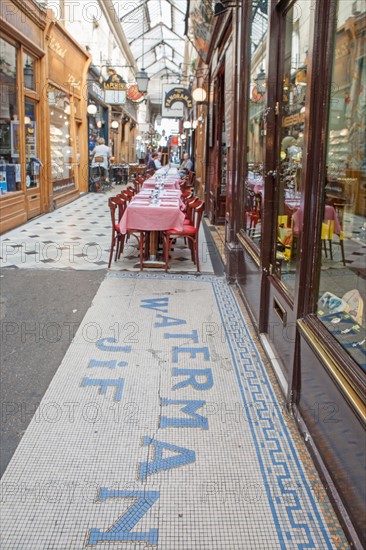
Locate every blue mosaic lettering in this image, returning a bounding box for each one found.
[139,436,196,478]
[172,368,213,391]
[164,329,199,342]
[172,346,210,362]
[154,314,186,328]
[88,359,128,369]
[140,297,169,313]
[96,338,132,353]
[81,377,124,402]
[160,398,208,429]
[88,488,159,545]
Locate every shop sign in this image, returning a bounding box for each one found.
[48,27,88,95]
[164,87,193,110]
[282,112,305,128]
[127,84,144,103]
[104,72,127,105]
[187,0,215,62]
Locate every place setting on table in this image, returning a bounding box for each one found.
[117,169,186,269]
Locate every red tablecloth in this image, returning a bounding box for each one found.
[118,194,185,235]
[292,205,341,235]
[142,180,181,190]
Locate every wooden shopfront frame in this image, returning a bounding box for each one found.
[45,17,90,208]
[229,0,365,545]
[0,0,47,233]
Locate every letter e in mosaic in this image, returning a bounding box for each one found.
[172,347,210,362]
[140,297,169,312]
[154,314,186,328]
[160,398,208,429]
[88,488,159,545]
[139,436,196,478]
[81,378,124,401]
[96,338,132,353]
[172,368,213,391]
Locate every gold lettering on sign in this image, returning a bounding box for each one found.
[49,37,67,58]
[67,74,81,90]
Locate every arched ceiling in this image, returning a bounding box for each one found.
[117,0,189,82]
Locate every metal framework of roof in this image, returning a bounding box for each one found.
[117,0,188,83]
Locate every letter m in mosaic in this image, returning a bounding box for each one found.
[88,488,159,546]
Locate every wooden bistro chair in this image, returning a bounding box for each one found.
[164,200,205,273]
[108,197,127,268]
[108,197,145,269]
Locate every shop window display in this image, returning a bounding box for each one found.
[317,0,366,369]
[244,2,268,246]
[274,1,312,298]
[48,85,75,193]
[0,38,21,193]
[24,99,39,188]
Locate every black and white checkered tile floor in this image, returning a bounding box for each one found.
[0,190,214,273]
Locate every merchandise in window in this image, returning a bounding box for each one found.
[274,1,311,298]
[0,38,21,193]
[48,86,75,193]
[243,2,268,246]
[317,0,366,369]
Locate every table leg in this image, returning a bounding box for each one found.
[140,231,166,268]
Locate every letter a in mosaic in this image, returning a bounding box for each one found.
[139,436,196,478]
[160,398,208,429]
[140,297,169,312]
[154,314,186,328]
[88,488,159,545]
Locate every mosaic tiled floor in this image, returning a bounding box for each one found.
[0,273,349,549]
[0,190,214,274]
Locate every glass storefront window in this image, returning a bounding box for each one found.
[0,38,21,193]
[24,99,39,188]
[317,0,366,369]
[244,3,268,246]
[48,85,75,193]
[274,1,311,298]
[23,52,36,91]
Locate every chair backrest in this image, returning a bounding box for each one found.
[110,196,127,224]
[94,156,104,163]
[191,200,205,232]
[118,190,133,203]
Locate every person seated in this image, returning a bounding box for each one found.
[147,152,161,172]
[179,153,193,177]
[90,138,111,181]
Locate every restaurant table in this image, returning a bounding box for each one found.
[118,191,185,268]
[142,180,181,190]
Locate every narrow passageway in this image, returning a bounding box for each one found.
[0,194,349,549]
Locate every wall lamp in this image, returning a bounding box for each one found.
[192,88,207,103]
[214,0,241,16]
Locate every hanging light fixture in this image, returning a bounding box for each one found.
[255,67,266,94]
[111,120,119,129]
[214,0,241,16]
[23,57,33,89]
[192,87,207,102]
[183,121,192,129]
[87,102,98,115]
[136,11,149,93]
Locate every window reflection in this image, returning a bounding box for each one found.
[23,53,35,90]
[274,1,311,298]
[317,0,366,369]
[244,2,268,244]
[0,38,21,193]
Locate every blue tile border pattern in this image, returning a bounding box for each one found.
[0,272,347,549]
[108,271,340,549]
[211,277,334,549]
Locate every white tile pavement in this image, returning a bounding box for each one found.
[0,191,214,274]
[0,273,348,549]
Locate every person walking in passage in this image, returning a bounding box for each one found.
[90,138,111,182]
